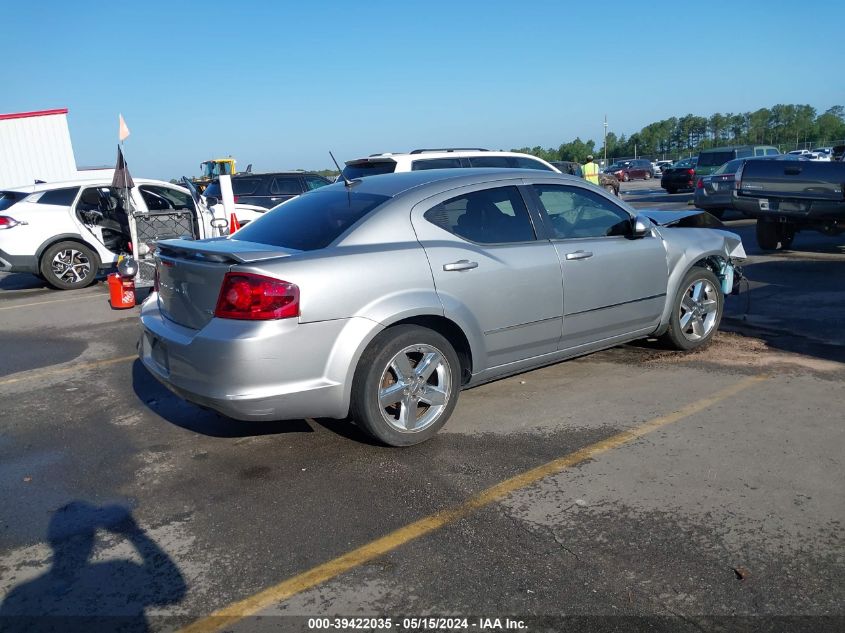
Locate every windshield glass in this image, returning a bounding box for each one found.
[698,151,735,167]
[341,161,397,180]
[232,189,389,251]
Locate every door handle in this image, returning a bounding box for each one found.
[443,260,478,272]
[565,250,593,261]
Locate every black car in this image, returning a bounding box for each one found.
[203,172,331,209]
[660,157,698,194]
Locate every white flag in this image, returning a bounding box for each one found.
[118,114,130,142]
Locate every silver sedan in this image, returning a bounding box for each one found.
[139,169,745,446]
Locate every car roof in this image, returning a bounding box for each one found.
[346,150,553,164]
[2,177,183,194]
[229,171,325,177]
[319,167,583,199]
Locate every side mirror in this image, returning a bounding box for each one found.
[631,215,651,238]
[205,196,219,207]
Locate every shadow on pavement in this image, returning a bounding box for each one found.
[0,501,186,633]
[0,273,48,291]
[725,256,845,363]
[131,360,313,438]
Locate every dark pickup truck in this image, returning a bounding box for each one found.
[732,159,845,250]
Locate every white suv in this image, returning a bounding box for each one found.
[340,148,560,180]
[0,178,213,289]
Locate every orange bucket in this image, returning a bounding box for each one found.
[108,272,136,309]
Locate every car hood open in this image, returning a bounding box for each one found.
[640,209,723,228]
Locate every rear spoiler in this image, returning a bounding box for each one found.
[157,238,299,264]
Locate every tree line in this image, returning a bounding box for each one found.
[513,104,845,164]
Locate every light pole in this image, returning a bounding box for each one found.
[603,115,608,166]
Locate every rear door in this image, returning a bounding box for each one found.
[411,183,563,368]
[528,183,668,349]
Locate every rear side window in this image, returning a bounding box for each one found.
[341,161,397,180]
[0,191,29,211]
[411,158,463,170]
[424,186,536,244]
[203,178,263,198]
[715,159,744,175]
[270,176,302,195]
[36,187,80,206]
[765,148,779,156]
[232,190,389,251]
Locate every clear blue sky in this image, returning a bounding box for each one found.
[3,0,843,178]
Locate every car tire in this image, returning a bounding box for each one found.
[350,325,461,447]
[39,241,100,290]
[660,267,723,352]
[644,172,652,180]
[622,173,630,182]
[604,184,617,196]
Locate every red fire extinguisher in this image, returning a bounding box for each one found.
[108,256,137,309]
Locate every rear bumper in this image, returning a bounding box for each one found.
[138,294,383,421]
[0,248,38,273]
[693,189,732,210]
[732,195,845,221]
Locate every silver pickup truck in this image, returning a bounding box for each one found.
[732,159,845,249]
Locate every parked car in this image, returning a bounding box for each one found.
[660,157,698,193]
[0,178,213,289]
[696,145,780,179]
[551,161,620,196]
[202,172,331,210]
[340,149,558,180]
[140,168,745,446]
[732,158,845,250]
[694,155,804,219]
[655,160,674,172]
[788,149,813,157]
[603,159,654,182]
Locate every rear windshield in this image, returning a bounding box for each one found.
[341,161,397,180]
[232,189,389,251]
[714,159,744,175]
[0,191,27,211]
[698,151,736,167]
[204,178,263,198]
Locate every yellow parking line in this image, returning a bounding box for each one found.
[0,293,105,311]
[0,354,137,386]
[179,373,769,633]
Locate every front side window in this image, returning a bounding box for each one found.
[467,156,513,168]
[411,158,463,171]
[36,187,80,206]
[304,175,330,191]
[139,185,194,212]
[424,186,535,244]
[513,156,554,171]
[765,148,780,156]
[532,185,631,239]
[269,177,302,195]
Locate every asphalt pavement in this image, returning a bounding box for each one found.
[1,181,843,632]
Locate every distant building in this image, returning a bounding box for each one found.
[0,108,112,189]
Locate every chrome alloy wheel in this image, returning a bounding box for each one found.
[378,344,452,433]
[51,248,91,285]
[679,278,719,341]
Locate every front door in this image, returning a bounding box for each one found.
[412,183,563,369]
[529,184,669,349]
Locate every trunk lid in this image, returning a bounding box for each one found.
[155,238,297,329]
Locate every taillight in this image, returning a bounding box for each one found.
[686,169,695,176]
[0,216,22,229]
[696,178,704,189]
[233,195,239,203]
[734,162,745,190]
[214,272,299,320]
